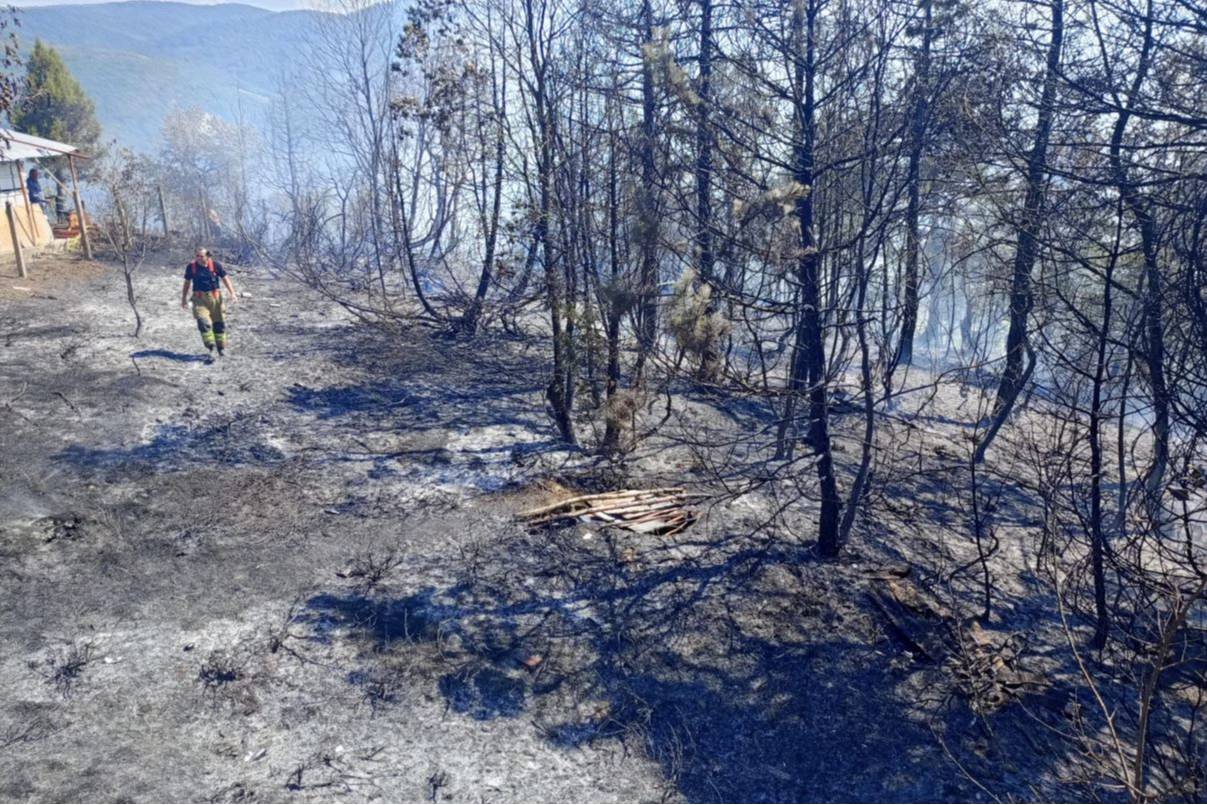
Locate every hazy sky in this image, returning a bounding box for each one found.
[15,0,309,9]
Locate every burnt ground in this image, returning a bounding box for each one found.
[1,255,1093,802]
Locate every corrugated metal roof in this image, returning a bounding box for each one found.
[0,129,81,162]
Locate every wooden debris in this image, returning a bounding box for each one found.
[518,488,701,536]
[867,578,950,662]
[868,577,1045,713]
[950,623,1047,713]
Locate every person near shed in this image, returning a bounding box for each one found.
[26,168,48,214]
[180,247,237,362]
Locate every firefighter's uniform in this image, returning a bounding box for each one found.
[185,258,229,353]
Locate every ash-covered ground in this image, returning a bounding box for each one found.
[1,256,1091,802]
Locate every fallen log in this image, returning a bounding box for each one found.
[867,587,950,663]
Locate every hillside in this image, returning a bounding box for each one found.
[0,254,1078,803]
[14,2,325,150]
[3,0,1206,799]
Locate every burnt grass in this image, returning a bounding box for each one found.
[0,257,1087,802]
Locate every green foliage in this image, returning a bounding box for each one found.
[1,8,19,115]
[10,39,102,154]
[668,269,729,359]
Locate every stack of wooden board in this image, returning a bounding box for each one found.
[519,488,701,536]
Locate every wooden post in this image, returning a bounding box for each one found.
[157,184,170,238]
[16,159,37,235]
[69,156,92,260]
[6,201,27,279]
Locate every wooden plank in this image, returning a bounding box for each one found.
[6,201,27,279]
[529,497,684,525]
[624,506,688,524]
[17,159,36,235]
[573,496,684,520]
[521,487,702,538]
[69,156,92,260]
[518,488,685,518]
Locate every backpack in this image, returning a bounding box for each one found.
[190,258,220,283]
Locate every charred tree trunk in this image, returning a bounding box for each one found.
[1106,1,1168,525]
[888,0,934,387]
[601,116,624,455]
[391,155,441,321]
[777,0,840,557]
[463,56,507,335]
[978,0,1063,459]
[525,0,575,444]
[695,0,720,382]
[994,0,1063,412]
[633,0,660,383]
[1088,200,1123,648]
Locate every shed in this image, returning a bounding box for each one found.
[0,128,87,258]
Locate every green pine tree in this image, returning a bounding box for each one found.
[10,39,102,154]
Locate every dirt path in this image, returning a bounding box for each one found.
[0,257,671,803]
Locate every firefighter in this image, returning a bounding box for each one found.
[180,248,237,362]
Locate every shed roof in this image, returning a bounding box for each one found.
[0,129,82,162]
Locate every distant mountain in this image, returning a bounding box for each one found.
[13,2,326,151]
[18,0,307,10]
